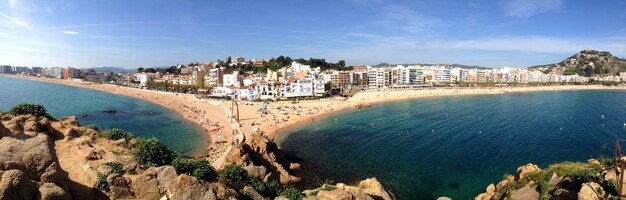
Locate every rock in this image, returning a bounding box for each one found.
[242,186,268,200]
[358,178,394,200]
[130,168,161,200]
[0,134,56,181]
[604,169,617,182]
[39,182,71,200]
[245,165,268,180]
[85,149,102,160]
[588,159,601,165]
[316,189,353,200]
[548,172,563,187]
[515,163,540,181]
[40,162,64,184]
[290,163,301,171]
[157,166,177,194]
[107,173,134,199]
[63,128,81,139]
[0,170,40,200]
[96,165,113,175]
[486,183,495,194]
[510,186,539,200]
[578,182,603,200]
[437,197,452,200]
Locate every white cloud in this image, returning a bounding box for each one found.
[380,4,440,33]
[501,0,563,18]
[61,30,79,35]
[0,11,33,29]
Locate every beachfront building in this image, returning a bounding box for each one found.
[432,68,451,84]
[280,77,315,98]
[368,68,390,88]
[62,67,82,79]
[236,86,259,101]
[211,86,237,97]
[223,71,239,87]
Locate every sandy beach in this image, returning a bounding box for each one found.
[5,74,626,147]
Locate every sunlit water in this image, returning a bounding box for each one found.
[0,76,207,155]
[281,90,626,199]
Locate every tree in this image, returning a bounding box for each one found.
[9,104,52,118]
[338,60,346,68]
[137,67,144,72]
[324,81,333,91]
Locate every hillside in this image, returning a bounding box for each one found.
[529,50,626,77]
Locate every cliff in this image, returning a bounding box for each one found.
[470,159,620,200]
[0,112,395,200]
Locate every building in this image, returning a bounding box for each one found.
[368,68,390,88]
[621,72,626,82]
[62,68,82,79]
[432,68,451,83]
[84,74,111,83]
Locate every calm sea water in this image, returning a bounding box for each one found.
[281,90,626,199]
[0,76,206,154]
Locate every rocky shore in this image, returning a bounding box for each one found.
[0,112,395,200]
[464,159,623,200]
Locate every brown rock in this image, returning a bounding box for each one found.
[358,178,394,200]
[316,189,353,200]
[245,165,268,180]
[85,149,102,160]
[515,163,540,181]
[0,134,56,181]
[290,163,302,171]
[0,170,39,200]
[107,173,134,199]
[578,182,602,200]
[242,186,268,200]
[510,186,539,200]
[39,182,71,200]
[129,168,161,200]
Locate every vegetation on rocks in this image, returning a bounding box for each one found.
[172,158,217,182]
[131,137,177,167]
[9,103,53,119]
[219,163,249,188]
[282,187,303,200]
[100,128,134,141]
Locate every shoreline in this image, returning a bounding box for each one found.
[5,74,626,151]
[1,74,235,157]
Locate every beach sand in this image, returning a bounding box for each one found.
[5,74,626,147]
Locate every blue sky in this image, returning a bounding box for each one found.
[0,0,625,68]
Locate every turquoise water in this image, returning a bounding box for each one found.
[281,90,626,199]
[0,76,207,154]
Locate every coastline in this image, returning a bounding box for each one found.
[1,74,235,157]
[5,74,626,149]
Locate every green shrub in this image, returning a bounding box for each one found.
[101,128,134,141]
[249,178,267,194]
[607,179,619,194]
[266,180,282,196]
[281,187,302,200]
[9,104,53,119]
[132,137,177,167]
[96,173,109,190]
[538,180,549,195]
[172,158,217,182]
[598,157,615,168]
[102,162,125,175]
[85,124,99,131]
[219,164,248,188]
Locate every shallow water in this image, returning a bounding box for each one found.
[281,90,626,199]
[0,76,206,155]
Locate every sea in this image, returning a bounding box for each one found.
[0,76,207,155]
[280,89,626,199]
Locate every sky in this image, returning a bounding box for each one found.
[0,0,625,68]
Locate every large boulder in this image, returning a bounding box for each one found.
[358,178,394,200]
[316,189,353,200]
[515,163,540,181]
[510,186,539,200]
[107,173,134,199]
[578,182,603,200]
[38,182,71,200]
[242,186,267,200]
[0,170,39,200]
[0,133,57,181]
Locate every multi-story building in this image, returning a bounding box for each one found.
[432,68,451,83]
[368,68,390,88]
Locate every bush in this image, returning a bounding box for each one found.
[85,124,99,131]
[172,158,217,182]
[9,104,53,119]
[132,137,177,167]
[219,164,248,188]
[281,188,302,200]
[266,180,282,196]
[96,173,109,190]
[249,178,267,194]
[102,162,125,175]
[101,128,134,141]
[607,179,619,194]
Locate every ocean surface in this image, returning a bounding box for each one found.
[281,90,626,199]
[0,76,206,154]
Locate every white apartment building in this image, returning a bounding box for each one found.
[368,68,390,88]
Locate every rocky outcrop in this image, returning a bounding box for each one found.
[222,133,301,185]
[303,178,395,200]
[514,163,540,181]
[0,113,72,200]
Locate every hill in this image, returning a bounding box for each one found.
[529,50,626,77]
[88,67,135,73]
